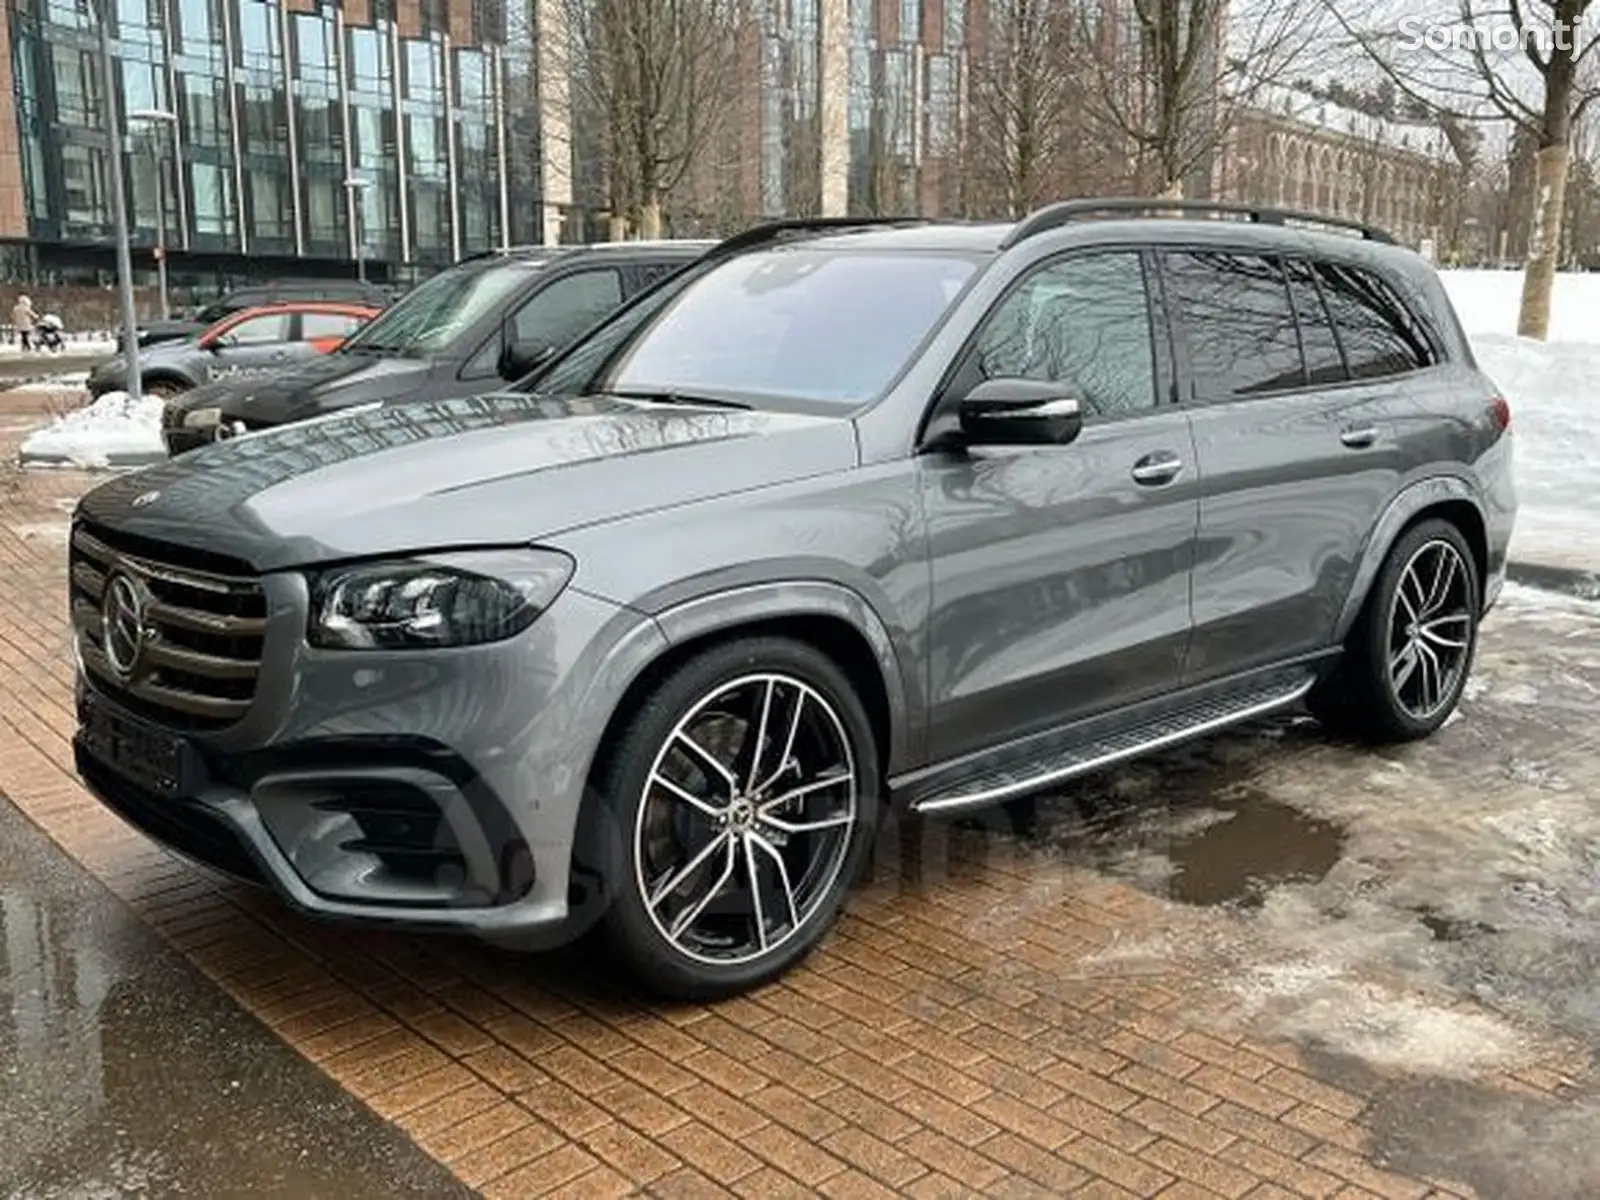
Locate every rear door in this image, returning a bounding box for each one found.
[920,249,1200,761]
[1171,249,1438,681]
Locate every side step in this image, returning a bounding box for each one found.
[909,678,1314,816]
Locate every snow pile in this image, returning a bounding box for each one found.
[16,391,165,469]
[1439,270,1600,572]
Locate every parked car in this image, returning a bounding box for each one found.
[67,202,1515,999]
[129,278,395,349]
[87,301,381,399]
[159,241,714,455]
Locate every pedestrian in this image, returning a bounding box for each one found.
[11,294,36,352]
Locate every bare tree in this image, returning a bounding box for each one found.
[965,0,1087,217]
[562,0,739,238]
[1085,0,1336,199]
[1326,0,1600,338]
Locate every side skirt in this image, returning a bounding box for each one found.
[894,659,1332,817]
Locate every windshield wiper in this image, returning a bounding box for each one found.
[610,390,752,411]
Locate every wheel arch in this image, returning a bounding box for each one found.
[1335,476,1491,642]
[613,582,914,780]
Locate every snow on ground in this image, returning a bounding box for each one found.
[1439,269,1600,572]
[15,391,164,469]
[7,372,90,394]
[0,336,117,358]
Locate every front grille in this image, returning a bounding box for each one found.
[70,523,267,730]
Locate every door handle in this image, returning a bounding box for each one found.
[1131,453,1184,486]
[1340,425,1378,449]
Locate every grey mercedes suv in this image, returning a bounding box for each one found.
[69,202,1515,999]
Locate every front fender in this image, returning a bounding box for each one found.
[651,580,920,774]
[1333,474,1490,641]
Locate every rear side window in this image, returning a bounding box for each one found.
[1284,259,1348,386]
[1314,262,1437,379]
[301,312,366,340]
[1163,251,1305,398]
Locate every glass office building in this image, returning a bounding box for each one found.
[0,0,565,287]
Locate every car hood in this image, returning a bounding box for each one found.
[75,393,858,572]
[209,352,438,423]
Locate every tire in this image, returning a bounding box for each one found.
[144,378,189,399]
[593,636,881,1000]
[1309,518,1480,744]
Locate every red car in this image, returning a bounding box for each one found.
[88,300,383,398]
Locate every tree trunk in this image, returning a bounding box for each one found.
[638,196,663,239]
[608,213,630,241]
[1161,177,1184,200]
[1517,143,1571,341]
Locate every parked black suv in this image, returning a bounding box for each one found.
[159,242,714,454]
[70,203,1514,998]
[130,278,395,349]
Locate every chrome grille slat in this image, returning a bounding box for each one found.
[142,640,259,680]
[144,599,267,638]
[70,523,265,730]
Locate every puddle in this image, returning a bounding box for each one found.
[1160,800,1346,908]
[1004,777,1348,910]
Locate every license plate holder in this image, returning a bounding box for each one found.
[79,693,191,796]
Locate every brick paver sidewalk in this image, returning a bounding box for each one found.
[0,393,1521,1198]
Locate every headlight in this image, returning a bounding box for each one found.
[183,406,222,428]
[308,549,574,650]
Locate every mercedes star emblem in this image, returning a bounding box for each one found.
[101,573,148,679]
[130,490,161,509]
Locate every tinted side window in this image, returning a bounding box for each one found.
[463,269,624,379]
[1164,251,1304,399]
[301,312,366,339]
[973,251,1157,418]
[632,261,687,292]
[1284,259,1348,386]
[224,313,290,344]
[514,269,623,347]
[1315,262,1435,379]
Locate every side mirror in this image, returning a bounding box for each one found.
[957,378,1084,447]
[498,338,556,382]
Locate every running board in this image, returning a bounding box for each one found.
[909,678,1314,816]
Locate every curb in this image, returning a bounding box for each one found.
[1507,560,1600,602]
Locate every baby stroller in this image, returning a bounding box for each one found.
[33,313,64,353]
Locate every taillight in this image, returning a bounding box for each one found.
[1489,394,1512,432]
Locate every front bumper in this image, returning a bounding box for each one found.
[72,575,668,945]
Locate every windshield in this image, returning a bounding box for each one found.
[602,249,979,408]
[342,261,539,357]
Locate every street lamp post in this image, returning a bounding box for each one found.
[129,108,178,321]
[343,176,372,282]
[93,1,141,403]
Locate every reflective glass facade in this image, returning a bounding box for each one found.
[2,0,522,283]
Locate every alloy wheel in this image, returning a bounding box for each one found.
[632,673,859,966]
[1387,538,1474,721]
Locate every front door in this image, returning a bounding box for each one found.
[1165,250,1431,682]
[203,311,297,385]
[919,250,1200,763]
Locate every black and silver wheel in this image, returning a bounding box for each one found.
[594,637,879,999]
[1309,518,1480,743]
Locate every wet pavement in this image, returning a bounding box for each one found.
[0,792,471,1199]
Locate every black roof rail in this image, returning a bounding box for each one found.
[707,216,935,259]
[999,199,1397,249]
